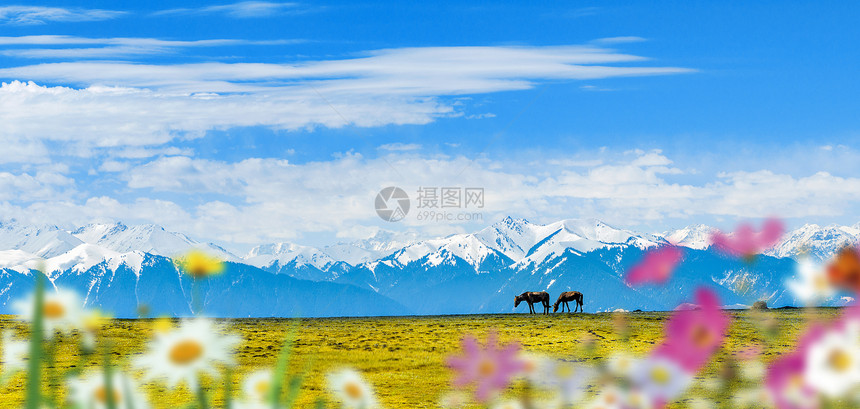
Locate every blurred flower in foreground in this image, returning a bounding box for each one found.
[765,347,817,409]
[625,245,684,286]
[605,352,637,379]
[12,287,85,337]
[710,218,784,259]
[327,368,379,409]
[585,386,645,409]
[539,360,594,405]
[174,249,225,278]
[242,369,274,404]
[68,371,149,409]
[630,356,693,407]
[804,319,860,397]
[1,330,28,377]
[80,309,112,351]
[826,246,860,294]
[517,352,552,385]
[134,318,240,390]
[654,288,729,373]
[446,333,525,402]
[788,258,835,304]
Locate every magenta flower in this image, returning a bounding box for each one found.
[764,326,825,409]
[446,332,525,402]
[653,288,729,373]
[710,218,784,258]
[625,245,684,286]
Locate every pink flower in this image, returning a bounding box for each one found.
[710,218,784,258]
[765,326,825,409]
[446,332,525,402]
[625,245,684,286]
[653,288,729,373]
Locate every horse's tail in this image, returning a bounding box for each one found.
[580,293,584,305]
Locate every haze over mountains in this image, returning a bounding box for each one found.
[0,217,857,317]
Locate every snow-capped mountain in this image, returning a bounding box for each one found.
[661,224,716,250]
[323,230,419,265]
[243,242,351,281]
[374,217,663,272]
[72,222,238,261]
[2,217,860,317]
[0,220,83,258]
[766,223,860,261]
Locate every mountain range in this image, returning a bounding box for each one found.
[0,217,857,317]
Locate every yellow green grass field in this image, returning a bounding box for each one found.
[0,309,840,408]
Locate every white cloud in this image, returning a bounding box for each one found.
[69,150,858,244]
[0,45,692,161]
[0,6,124,25]
[156,2,302,18]
[0,36,302,59]
[378,143,422,152]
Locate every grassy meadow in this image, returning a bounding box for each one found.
[0,309,840,408]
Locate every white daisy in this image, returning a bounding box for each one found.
[134,318,240,390]
[1,330,28,377]
[584,386,629,409]
[67,371,149,409]
[517,352,553,386]
[12,287,86,338]
[539,360,594,404]
[242,369,274,403]
[604,352,638,380]
[787,258,835,305]
[804,323,860,397]
[630,356,693,404]
[326,368,378,409]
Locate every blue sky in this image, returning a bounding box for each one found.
[0,1,858,251]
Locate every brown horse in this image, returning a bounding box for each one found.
[514,291,550,314]
[553,291,584,313]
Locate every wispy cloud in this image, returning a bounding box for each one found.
[155,1,304,18]
[0,44,693,161]
[0,35,302,59]
[378,143,422,152]
[0,6,124,25]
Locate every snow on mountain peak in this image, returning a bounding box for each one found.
[0,220,83,258]
[662,224,716,250]
[324,229,420,265]
[72,222,237,261]
[244,242,336,271]
[767,223,859,261]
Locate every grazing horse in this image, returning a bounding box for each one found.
[514,291,550,314]
[553,291,584,313]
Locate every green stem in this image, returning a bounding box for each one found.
[196,381,210,409]
[25,271,44,409]
[103,349,118,409]
[223,366,234,409]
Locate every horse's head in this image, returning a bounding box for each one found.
[514,295,522,308]
[552,303,559,313]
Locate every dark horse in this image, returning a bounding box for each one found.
[553,291,584,313]
[514,291,550,314]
